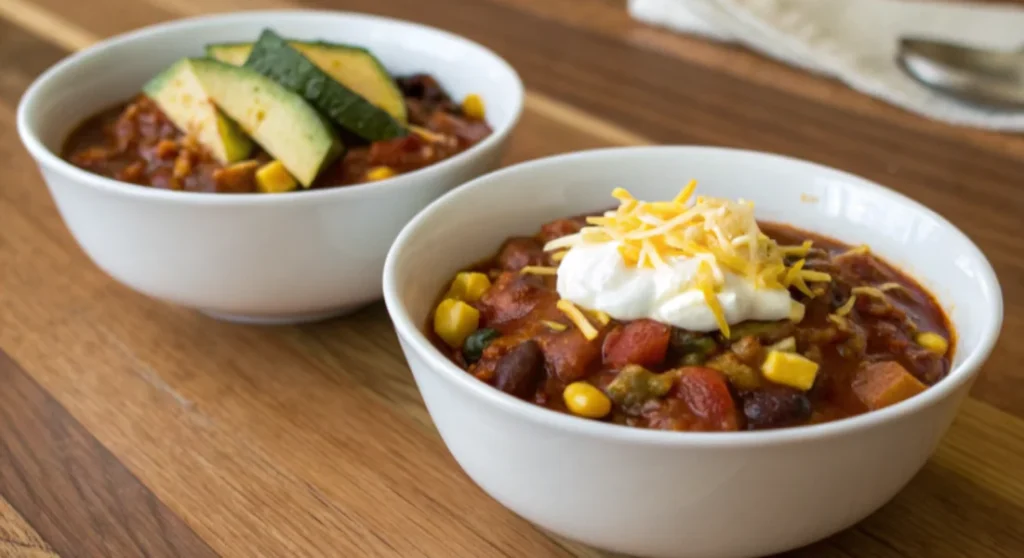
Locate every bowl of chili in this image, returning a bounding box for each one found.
[18,10,522,323]
[383,146,1002,558]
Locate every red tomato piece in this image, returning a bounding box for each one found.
[602,319,671,368]
[675,367,739,431]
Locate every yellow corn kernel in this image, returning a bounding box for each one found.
[563,382,612,419]
[915,332,949,356]
[762,350,820,391]
[446,272,492,303]
[255,160,298,193]
[366,166,396,182]
[433,299,480,348]
[768,337,797,353]
[461,93,486,120]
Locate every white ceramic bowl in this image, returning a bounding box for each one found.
[18,10,522,324]
[383,147,1003,558]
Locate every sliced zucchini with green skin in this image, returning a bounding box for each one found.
[207,40,407,124]
[204,43,253,66]
[241,30,407,141]
[186,58,343,187]
[142,58,253,164]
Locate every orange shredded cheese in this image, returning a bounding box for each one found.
[409,125,446,143]
[556,300,600,340]
[827,314,849,329]
[589,310,611,326]
[520,266,558,276]
[838,245,870,258]
[780,240,813,257]
[541,320,568,332]
[851,286,886,299]
[542,183,837,335]
[835,295,857,317]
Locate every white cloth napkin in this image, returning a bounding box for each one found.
[628,0,1024,131]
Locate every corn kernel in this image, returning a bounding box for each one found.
[255,160,298,193]
[762,350,819,391]
[433,299,480,348]
[768,337,797,353]
[915,332,949,356]
[461,93,486,120]
[366,166,396,182]
[563,382,612,419]
[446,272,492,303]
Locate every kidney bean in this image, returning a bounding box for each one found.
[742,386,812,430]
[494,340,545,399]
[495,237,546,271]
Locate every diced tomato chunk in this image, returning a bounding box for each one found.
[675,367,739,431]
[852,361,926,410]
[538,329,602,382]
[602,319,671,368]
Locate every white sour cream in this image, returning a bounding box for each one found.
[556,241,794,332]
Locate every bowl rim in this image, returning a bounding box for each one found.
[383,145,1005,448]
[16,9,524,206]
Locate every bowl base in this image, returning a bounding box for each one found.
[199,304,365,325]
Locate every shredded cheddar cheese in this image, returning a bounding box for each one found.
[827,314,848,329]
[409,125,445,143]
[835,295,857,317]
[543,183,835,335]
[520,266,558,276]
[589,310,611,327]
[541,320,568,332]
[851,286,886,299]
[550,250,568,262]
[838,245,870,258]
[557,299,600,340]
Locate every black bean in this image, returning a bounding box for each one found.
[742,387,812,430]
[494,341,545,399]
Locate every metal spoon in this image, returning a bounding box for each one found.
[897,37,1024,110]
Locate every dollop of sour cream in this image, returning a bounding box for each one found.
[557,241,794,332]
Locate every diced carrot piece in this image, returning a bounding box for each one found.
[602,319,672,368]
[852,361,927,410]
[675,367,739,431]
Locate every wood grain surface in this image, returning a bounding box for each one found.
[0,0,1022,556]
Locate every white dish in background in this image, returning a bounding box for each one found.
[18,10,523,324]
[383,146,1002,558]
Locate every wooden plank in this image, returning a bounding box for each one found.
[0,498,57,558]
[0,351,219,558]
[479,0,1024,160]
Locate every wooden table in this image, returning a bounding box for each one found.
[1,0,1022,556]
